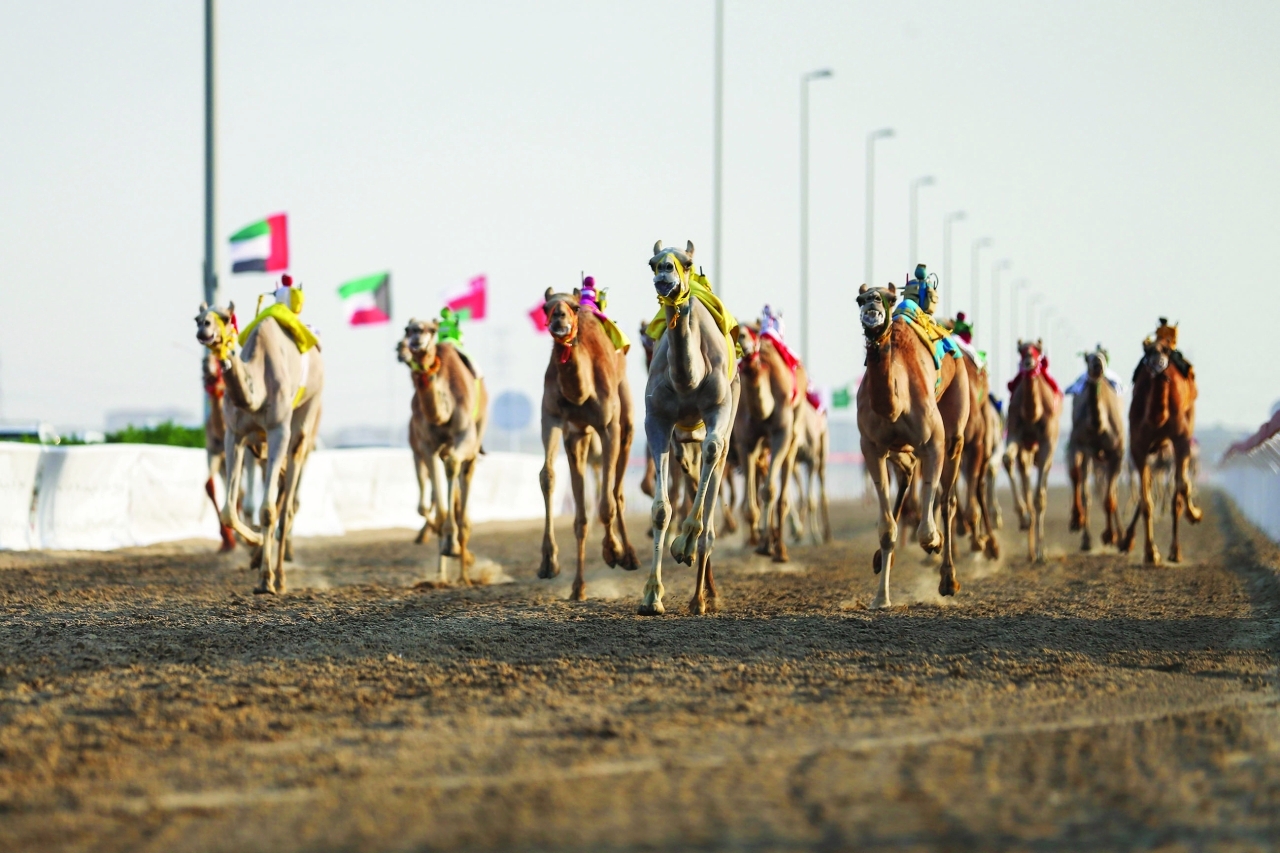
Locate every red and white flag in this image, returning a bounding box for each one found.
[444,275,487,320]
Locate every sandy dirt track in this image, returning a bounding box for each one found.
[3,488,1280,851]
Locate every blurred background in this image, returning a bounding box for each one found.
[1,0,1276,460]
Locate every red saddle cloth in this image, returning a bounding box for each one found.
[1007,352,1062,398]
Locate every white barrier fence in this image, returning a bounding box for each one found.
[0,444,568,552]
[1217,445,1280,542]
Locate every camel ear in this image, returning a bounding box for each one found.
[653,240,663,255]
[887,283,897,297]
[572,287,580,298]
[685,240,695,258]
[1037,338,1044,351]
[1017,338,1024,349]
[544,287,554,303]
[199,301,208,312]
[858,283,868,294]
[227,301,235,314]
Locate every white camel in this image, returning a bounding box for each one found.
[195,300,323,594]
[640,240,740,616]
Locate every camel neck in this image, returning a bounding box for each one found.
[221,336,266,412]
[553,338,593,407]
[415,355,456,426]
[664,299,705,392]
[862,329,903,421]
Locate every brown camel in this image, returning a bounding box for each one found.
[1068,346,1125,551]
[789,399,832,545]
[1003,339,1062,563]
[397,318,488,583]
[640,240,740,616]
[958,353,1000,559]
[202,351,239,552]
[195,301,323,594]
[736,326,807,561]
[537,289,639,599]
[855,284,970,608]
[1120,329,1202,563]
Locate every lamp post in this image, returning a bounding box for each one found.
[991,259,1012,388]
[908,175,936,271]
[942,211,965,318]
[712,0,724,295]
[864,127,895,288]
[799,67,833,367]
[1027,293,1043,342]
[969,237,992,350]
[203,0,217,308]
[1010,278,1028,359]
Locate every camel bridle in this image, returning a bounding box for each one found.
[653,252,693,330]
[859,290,895,347]
[200,311,238,362]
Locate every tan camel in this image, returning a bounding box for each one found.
[735,327,807,561]
[1120,326,1201,563]
[640,240,740,616]
[1068,347,1125,551]
[195,301,323,594]
[639,318,700,536]
[1003,339,1062,563]
[202,351,239,552]
[536,288,639,600]
[958,353,1000,559]
[397,318,488,584]
[789,400,832,544]
[856,284,970,608]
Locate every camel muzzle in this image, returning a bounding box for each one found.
[859,302,886,332]
[653,277,681,299]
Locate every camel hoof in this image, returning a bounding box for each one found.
[637,600,666,616]
[869,595,892,610]
[938,576,960,597]
[754,541,771,557]
[1119,534,1135,555]
[773,547,788,564]
[602,538,621,568]
[1101,529,1115,546]
[620,546,640,571]
[671,535,696,566]
[969,537,983,553]
[688,596,707,616]
[414,529,429,544]
[1081,535,1093,552]
[252,584,273,595]
[538,553,559,580]
[873,549,883,574]
[1188,506,1204,524]
[921,536,942,556]
[1145,550,1162,566]
[571,580,587,601]
[1019,518,1031,532]
[984,538,1000,560]
[1169,549,1183,564]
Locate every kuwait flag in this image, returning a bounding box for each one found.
[229,213,289,273]
[444,275,487,320]
[338,272,392,326]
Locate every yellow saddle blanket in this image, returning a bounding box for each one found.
[594,314,631,354]
[239,303,320,354]
[645,272,743,381]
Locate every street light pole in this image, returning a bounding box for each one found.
[942,211,965,318]
[1028,293,1043,342]
[970,237,992,351]
[908,175,935,271]
[203,0,217,308]
[1010,278,1027,352]
[864,128,895,288]
[712,0,724,295]
[991,259,1012,388]
[799,68,833,367]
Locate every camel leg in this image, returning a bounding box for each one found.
[221,433,264,548]
[1126,460,1160,564]
[1033,443,1052,564]
[256,424,289,594]
[962,448,983,553]
[611,416,640,571]
[915,432,944,556]
[865,448,897,609]
[456,459,477,583]
[566,431,590,601]
[975,452,1000,560]
[745,441,764,548]
[938,434,964,596]
[1175,437,1203,524]
[1102,455,1121,547]
[817,448,832,544]
[1078,453,1093,552]
[1069,449,1085,533]
[756,430,787,559]
[597,421,627,571]
[640,421,674,616]
[538,420,564,580]
[272,431,311,595]
[431,452,454,583]
[1004,444,1030,530]
[721,469,738,534]
[413,448,433,544]
[685,400,736,616]
[988,459,1004,530]
[207,452,236,552]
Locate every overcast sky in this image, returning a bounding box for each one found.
[1,0,1277,436]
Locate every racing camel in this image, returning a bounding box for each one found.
[1067,346,1126,552]
[195,298,323,594]
[735,325,808,561]
[1121,321,1202,563]
[536,288,639,600]
[640,240,740,616]
[1004,339,1062,563]
[856,283,970,609]
[958,353,1000,559]
[398,317,489,583]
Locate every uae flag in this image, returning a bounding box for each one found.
[229,213,289,273]
[338,272,392,326]
[444,275,487,320]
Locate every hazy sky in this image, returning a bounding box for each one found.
[2,0,1277,435]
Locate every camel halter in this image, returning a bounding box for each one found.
[655,255,693,329]
[410,353,443,378]
[863,291,895,347]
[553,321,578,364]
[202,312,237,362]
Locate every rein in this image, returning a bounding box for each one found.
[554,324,578,364]
[655,255,693,330]
[201,313,237,362]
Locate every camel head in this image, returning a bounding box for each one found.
[399,317,441,368]
[649,240,695,300]
[542,287,580,344]
[1141,337,1170,376]
[856,283,897,340]
[639,319,656,369]
[736,323,760,363]
[1084,345,1109,381]
[195,301,237,359]
[1016,339,1045,373]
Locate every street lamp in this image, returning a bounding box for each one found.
[1042,306,1057,357]
[864,127,895,288]
[712,0,724,295]
[942,211,965,318]
[1027,293,1043,341]
[908,175,936,272]
[991,259,1012,387]
[799,67,833,367]
[969,237,992,351]
[1010,278,1028,360]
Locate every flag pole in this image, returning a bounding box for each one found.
[203,0,217,307]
